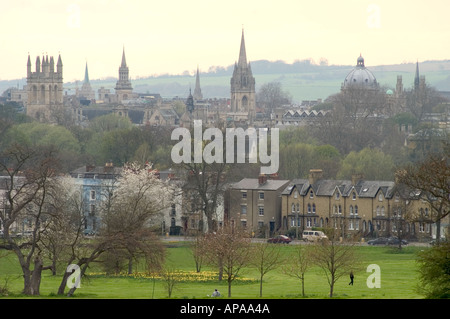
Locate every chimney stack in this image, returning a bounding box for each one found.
[258,174,267,185]
[351,173,364,185]
[308,169,323,185]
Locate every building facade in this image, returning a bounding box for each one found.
[280,169,436,241]
[26,54,64,122]
[226,175,290,237]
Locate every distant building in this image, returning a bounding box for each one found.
[341,55,379,90]
[114,47,136,103]
[280,169,440,241]
[229,29,256,123]
[26,54,64,122]
[70,163,121,235]
[226,175,290,237]
[76,62,95,103]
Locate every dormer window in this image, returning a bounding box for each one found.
[378,194,383,202]
[309,190,314,199]
[352,192,356,200]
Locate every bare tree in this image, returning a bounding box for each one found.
[201,225,251,297]
[251,242,284,297]
[395,153,450,244]
[0,144,62,295]
[310,228,361,297]
[282,244,313,297]
[314,87,387,154]
[256,82,292,115]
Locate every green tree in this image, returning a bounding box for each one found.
[416,242,450,298]
[338,148,394,180]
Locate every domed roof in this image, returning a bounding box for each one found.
[343,55,378,89]
[386,89,394,95]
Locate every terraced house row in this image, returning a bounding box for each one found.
[227,169,445,241]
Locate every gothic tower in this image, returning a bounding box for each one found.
[26,53,64,122]
[230,29,256,122]
[115,47,133,102]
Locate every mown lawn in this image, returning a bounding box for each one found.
[0,242,427,299]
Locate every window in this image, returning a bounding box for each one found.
[312,204,316,213]
[241,205,247,215]
[258,221,264,229]
[376,206,380,216]
[381,206,384,216]
[378,194,383,202]
[338,205,342,215]
[291,203,295,213]
[307,203,311,213]
[335,192,340,200]
[259,192,264,200]
[350,205,354,215]
[90,190,96,200]
[241,192,247,199]
[258,206,264,216]
[354,205,358,215]
[307,218,312,228]
[352,192,356,200]
[309,190,314,199]
[294,190,298,199]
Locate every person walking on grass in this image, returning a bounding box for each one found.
[349,271,354,285]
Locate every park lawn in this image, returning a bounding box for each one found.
[0,243,425,299]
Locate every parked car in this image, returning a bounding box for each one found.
[387,237,408,246]
[367,237,389,245]
[267,235,291,244]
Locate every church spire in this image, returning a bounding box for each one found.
[414,60,420,90]
[121,46,127,67]
[193,65,203,100]
[84,62,90,84]
[238,28,247,67]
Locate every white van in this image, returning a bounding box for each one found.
[302,230,328,242]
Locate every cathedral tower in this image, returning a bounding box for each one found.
[26,53,64,122]
[230,29,256,122]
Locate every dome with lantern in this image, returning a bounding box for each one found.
[342,55,378,90]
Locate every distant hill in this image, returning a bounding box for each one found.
[3,59,450,103]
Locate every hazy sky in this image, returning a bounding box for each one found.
[1,0,450,82]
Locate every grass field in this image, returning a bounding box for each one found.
[0,241,427,299]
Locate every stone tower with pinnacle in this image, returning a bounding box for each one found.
[26,53,64,122]
[115,47,133,102]
[230,29,256,122]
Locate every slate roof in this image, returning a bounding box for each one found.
[281,178,396,199]
[232,178,290,191]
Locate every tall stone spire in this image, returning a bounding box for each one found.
[193,65,203,100]
[121,46,127,68]
[414,60,420,90]
[230,29,256,122]
[84,62,90,84]
[238,28,247,67]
